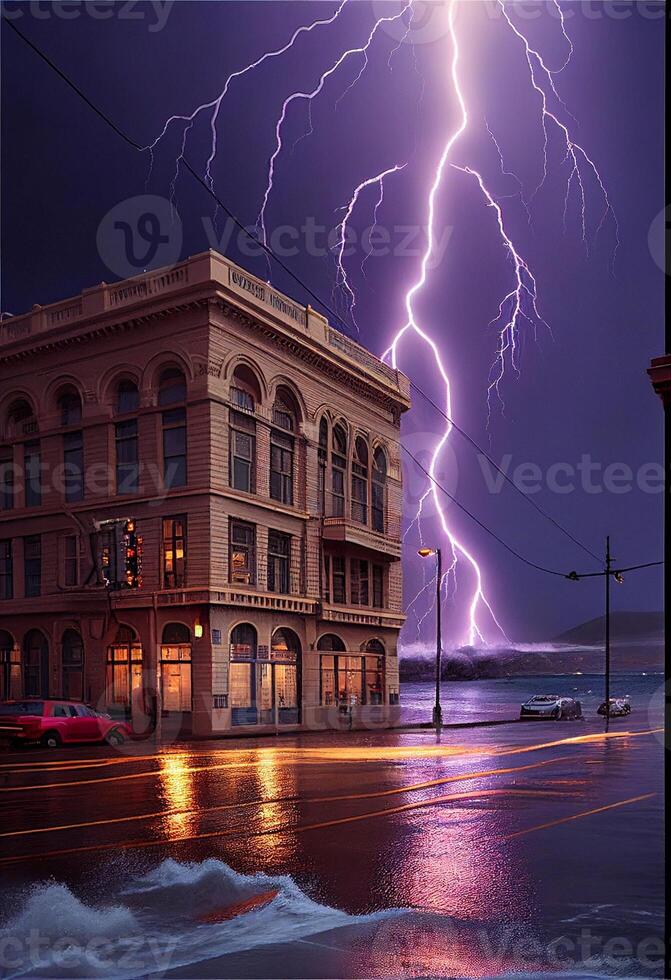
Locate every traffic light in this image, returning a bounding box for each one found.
[98,518,142,589]
[123,519,143,589]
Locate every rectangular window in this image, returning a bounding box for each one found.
[350,559,369,606]
[373,564,384,608]
[323,554,331,603]
[0,450,13,511]
[163,516,186,589]
[24,535,41,597]
[230,412,255,492]
[267,530,290,594]
[64,535,79,587]
[270,432,294,505]
[115,420,139,494]
[332,555,346,604]
[230,521,255,585]
[100,529,118,588]
[331,460,345,517]
[24,441,41,507]
[63,430,84,502]
[163,408,187,489]
[372,482,385,533]
[352,472,367,524]
[231,387,254,412]
[0,540,12,600]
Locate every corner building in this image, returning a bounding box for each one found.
[0,251,410,735]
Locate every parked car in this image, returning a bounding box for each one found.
[0,700,132,748]
[597,697,631,718]
[520,694,583,721]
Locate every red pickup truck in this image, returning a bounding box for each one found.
[0,700,132,748]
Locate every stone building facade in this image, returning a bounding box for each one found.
[0,251,410,735]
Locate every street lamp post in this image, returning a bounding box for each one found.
[419,547,443,732]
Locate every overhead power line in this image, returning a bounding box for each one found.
[4,16,661,582]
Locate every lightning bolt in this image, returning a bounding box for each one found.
[383,1,508,648]
[143,0,350,189]
[147,0,618,649]
[497,0,619,263]
[332,165,405,330]
[255,2,413,249]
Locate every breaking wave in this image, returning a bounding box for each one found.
[0,858,397,978]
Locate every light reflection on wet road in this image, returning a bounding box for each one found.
[0,720,664,978]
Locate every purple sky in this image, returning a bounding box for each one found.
[1,1,665,645]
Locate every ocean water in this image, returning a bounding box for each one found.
[398,672,664,726]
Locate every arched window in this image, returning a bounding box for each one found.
[372,447,387,533]
[351,437,369,525]
[317,417,328,514]
[23,629,49,698]
[270,387,298,505]
[318,635,385,708]
[159,369,187,488]
[57,388,82,427]
[106,625,143,709]
[365,638,385,654]
[331,424,347,517]
[0,629,15,700]
[271,628,301,724]
[230,623,258,726]
[57,389,84,502]
[7,401,40,507]
[62,629,84,701]
[6,399,37,439]
[0,444,12,512]
[115,380,140,495]
[230,365,261,413]
[116,379,139,415]
[160,623,192,712]
[229,367,258,493]
[158,367,187,406]
[162,622,191,644]
[317,633,346,652]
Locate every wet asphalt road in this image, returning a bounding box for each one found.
[0,717,665,977]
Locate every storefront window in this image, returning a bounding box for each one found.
[319,638,385,707]
[160,623,192,713]
[62,629,84,701]
[106,627,143,707]
[230,624,301,726]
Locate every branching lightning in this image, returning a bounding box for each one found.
[147,0,618,648]
[332,165,405,330]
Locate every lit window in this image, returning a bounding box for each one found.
[230,521,255,585]
[163,517,186,588]
[268,530,290,594]
[24,535,41,597]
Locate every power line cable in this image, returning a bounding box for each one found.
[406,381,602,563]
[4,16,660,580]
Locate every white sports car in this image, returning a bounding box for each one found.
[520,694,583,720]
[597,697,631,718]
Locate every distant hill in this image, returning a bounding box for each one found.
[554,611,663,647]
[399,611,663,681]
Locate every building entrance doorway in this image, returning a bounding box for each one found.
[230,625,301,726]
[160,623,192,714]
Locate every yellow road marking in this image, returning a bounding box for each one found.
[504,792,657,839]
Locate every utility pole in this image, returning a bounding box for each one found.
[418,546,443,733]
[605,535,611,732]
[434,547,443,733]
